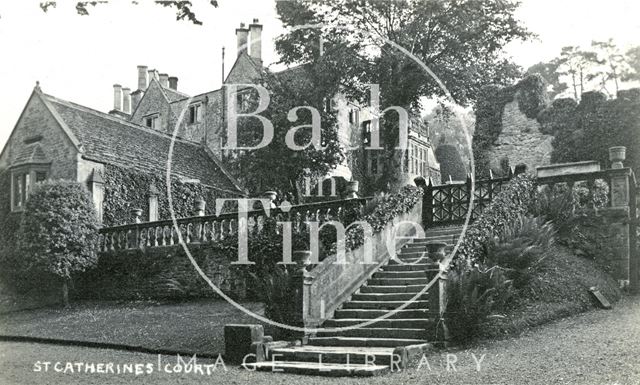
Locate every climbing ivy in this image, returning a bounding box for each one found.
[473,74,549,177]
[102,165,239,226]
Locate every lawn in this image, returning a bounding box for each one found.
[2,296,639,385]
[0,300,267,355]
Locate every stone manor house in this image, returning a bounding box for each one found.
[0,20,440,224]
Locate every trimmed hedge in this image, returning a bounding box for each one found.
[457,174,537,264]
[17,181,100,279]
[435,144,468,183]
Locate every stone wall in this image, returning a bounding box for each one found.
[486,93,554,174]
[74,243,248,301]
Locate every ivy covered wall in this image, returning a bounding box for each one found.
[102,164,242,226]
[473,74,550,177]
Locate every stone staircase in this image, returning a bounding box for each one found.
[252,225,464,376]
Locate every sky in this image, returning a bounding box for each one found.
[0,0,639,149]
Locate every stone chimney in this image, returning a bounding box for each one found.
[137,65,148,90]
[249,18,263,61]
[148,69,159,83]
[168,76,178,90]
[122,87,131,113]
[131,90,143,112]
[159,73,169,88]
[236,22,249,57]
[113,84,122,111]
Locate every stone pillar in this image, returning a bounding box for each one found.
[87,169,104,223]
[610,146,626,169]
[194,196,206,216]
[609,147,630,208]
[345,181,359,199]
[131,208,142,224]
[263,191,277,209]
[224,324,264,364]
[427,265,449,346]
[148,184,159,222]
[607,146,633,287]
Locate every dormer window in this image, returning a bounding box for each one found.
[188,103,203,124]
[144,114,160,129]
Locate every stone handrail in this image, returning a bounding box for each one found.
[299,200,424,328]
[98,198,368,252]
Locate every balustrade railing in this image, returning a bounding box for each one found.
[421,163,636,227]
[98,198,367,253]
[420,172,513,226]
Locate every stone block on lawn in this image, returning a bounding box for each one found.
[224,324,264,364]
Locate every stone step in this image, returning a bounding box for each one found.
[269,346,397,366]
[396,251,428,259]
[360,284,425,293]
[388,257,435,265]
[251,360,389,376]
[393,257,444,265]
[367,277,429,286]
[352,292,429,302]
[421,227,464,236]
[342,300,429,310]
[412,234,461,243]
[373,270,427,279]
[318,327,427,340]
[401,245,427,253]
[382,263,437,272]
[323,318,433,329]
[308,336,428,348]
[333,308,429,319]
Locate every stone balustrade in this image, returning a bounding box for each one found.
[98,198,367,253]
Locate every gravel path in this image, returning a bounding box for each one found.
[1,296,639,385]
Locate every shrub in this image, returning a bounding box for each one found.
[16,180,100,306]
[343,185,422,252]
[435,144,468,183]
[458,174,537,264]
[0,171,22,281]
[445,264,514,344]
[550,88,640,177]
[485,215,556,288]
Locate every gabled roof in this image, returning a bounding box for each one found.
[162,86,190,102]
[43,93,244,194]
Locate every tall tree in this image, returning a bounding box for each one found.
[225,63,344,201]
[275,0,531,189]
[556,46,599,101]
[586,39,630,96]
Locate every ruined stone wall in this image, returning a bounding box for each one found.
[486,93,554,174]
